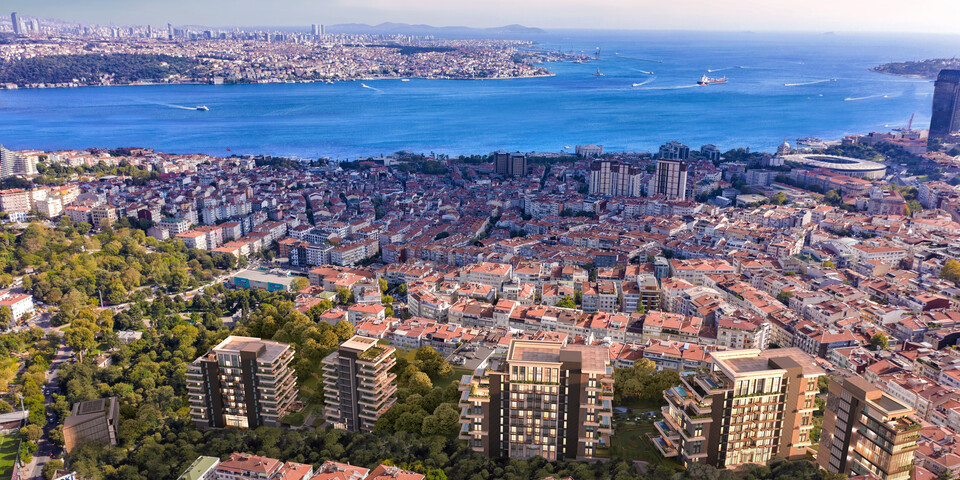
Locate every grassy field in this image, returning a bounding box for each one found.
[0,433,19,480]
[609,423,683,469]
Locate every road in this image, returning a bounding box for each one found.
[21,341,72,480]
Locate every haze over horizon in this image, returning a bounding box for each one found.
[5,0,960,35]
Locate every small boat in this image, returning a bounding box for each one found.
[195,105,209,111]
[594,68,604,77]
[401,79,410,82]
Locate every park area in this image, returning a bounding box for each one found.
[0,433,19,480]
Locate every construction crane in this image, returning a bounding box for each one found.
[907,113,914,131]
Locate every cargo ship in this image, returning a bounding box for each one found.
[698,75,727,85]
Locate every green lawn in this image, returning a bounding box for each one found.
[609,423,683,469]
[0,433,19,480]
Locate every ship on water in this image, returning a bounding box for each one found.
[698,74,728,85]
[594,67,604,77]
[195,105,209,111]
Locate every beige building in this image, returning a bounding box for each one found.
[656,348,824,468]
[459,339,614,461]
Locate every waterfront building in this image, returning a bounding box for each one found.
[700,144,721,161]
[931,70,960,139]
[458,339,614,461]
[659,141,691,160]
[575,144,603,157]
[187,336,297,429]
[322,335,398,432]
[818,376,919,480]
[655,348,824,468]
[649,158,688,200]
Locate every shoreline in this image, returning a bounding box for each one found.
[0,72,557,91]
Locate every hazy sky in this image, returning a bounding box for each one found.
[8,0,960,33]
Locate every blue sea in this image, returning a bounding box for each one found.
[1,30,960,159]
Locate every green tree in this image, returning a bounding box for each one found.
[408,372,433,394]
[414,346,452,378]
[421,403,460,437]
[556,296,576,309]
[0,306,11,327]
[941,259,960,284]
[333,320,355,341]
[42,459,64,480]
[64,324,96,362]
[870,332,889,351]
[290,277,309,293]
[379,278,389,293]
[825,189,842,205]
[20,424,43,442]
[776,290,793,306]
[771,192,787,205]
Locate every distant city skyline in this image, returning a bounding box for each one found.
[5,0,960,34]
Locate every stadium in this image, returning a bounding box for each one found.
[779,154,887,179]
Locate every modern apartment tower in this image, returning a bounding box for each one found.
[322,335,398,432]
[649,158,688,200]
[186,336,297,429]
[458,340,614,461]
[655,348,824,468]
[930,70,960,139]
[493,150,527,177]
[818,376,919,480]
[589,160,641,196]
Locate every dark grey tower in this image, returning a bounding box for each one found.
[930,70,960,139]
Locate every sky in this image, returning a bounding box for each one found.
[7,0,960,34]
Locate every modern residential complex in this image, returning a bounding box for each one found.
[818,376,920,480]
[322,335,398,432]
[649,158,688,200]
[493,150,528,177]
[187,336,297,429]
[458,339,614,461]
[655,348,824,468]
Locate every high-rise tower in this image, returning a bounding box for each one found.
[930,70,960,139]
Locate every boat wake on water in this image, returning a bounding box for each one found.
[634,83,700,90]
[843,93,897,101]
[784,79,837,86]
[138,99,203,111]
[632,77,656,87]
[360,83,383,93]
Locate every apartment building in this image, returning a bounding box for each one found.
[458,340,614,461]
[818,376,920,480]
[655,348,824,468]
[322,336,398,432]
[186,336,297,429]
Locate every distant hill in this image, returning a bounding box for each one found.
[324,22,545,38]
[872,58,960,79]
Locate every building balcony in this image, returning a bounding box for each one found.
[655,419,681,441]
[654,437,679,457]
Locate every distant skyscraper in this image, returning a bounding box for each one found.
[658,140,690,160]
[930,70,960,139]
[649,158,688,200]
[493,150,527,177]
[311,24,320,35]
[10,12,23,35]
[167,23,173,40]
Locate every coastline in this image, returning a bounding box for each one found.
[1,71,557,90]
